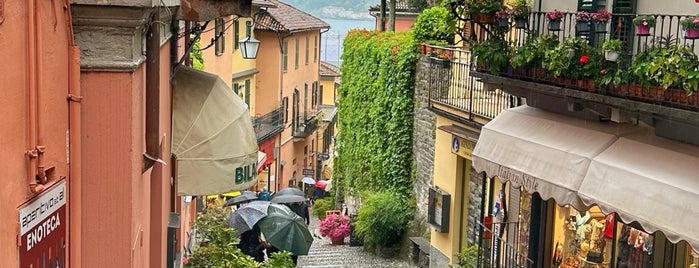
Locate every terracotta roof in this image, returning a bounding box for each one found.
[369,0,420,13]
[254,0,329,33]
[320,61,340,77]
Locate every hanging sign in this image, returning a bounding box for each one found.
[19,180,67,268]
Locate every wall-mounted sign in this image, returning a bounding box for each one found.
[19,180,67,268]
[302,168,314,176]
[428,186,451,233]
[451,135,475,160]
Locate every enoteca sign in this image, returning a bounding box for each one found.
[19,180,67,268]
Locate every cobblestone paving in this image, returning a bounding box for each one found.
[296,207,418,268]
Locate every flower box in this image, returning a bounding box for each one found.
[636,25,651,36]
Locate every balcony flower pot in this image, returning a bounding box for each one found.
[548,20,561,31]
[576,21,590,32]
[594,21,608,32]
[319,214,351,246]
[331,237,345,245]
[604,51,620,62]
[514,18,527,29]
[474,13,495,24]
[685,28,699,39]
[636,25,651,36]
[497,18,509,28]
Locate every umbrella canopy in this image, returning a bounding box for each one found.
[227,201,271,234]
[258,204,314,255]
[225,191,259,207]
[300,177,316,185]
[314,180,329,189]
[172,66,259,195]
[324,180,333,192]
[273,187,305,197]
[271,194,307,204]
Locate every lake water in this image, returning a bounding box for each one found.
[320,18,375,66]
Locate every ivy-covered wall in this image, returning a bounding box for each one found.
[335,30,418,201]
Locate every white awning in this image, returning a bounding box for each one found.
[580,132,699,250]
[473,105,699,250]
[172,66,259,195]
[472,105,634,209]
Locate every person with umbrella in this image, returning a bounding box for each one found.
[238,225,265,262]
[257,204,313,266]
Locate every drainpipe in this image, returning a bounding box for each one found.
[26,0,43,193]
[63,0,82,265]
[144,13,163,171]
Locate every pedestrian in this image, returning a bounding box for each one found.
[238,225,265,262]
[258,187,271,201]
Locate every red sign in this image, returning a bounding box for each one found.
[19,181,67,268]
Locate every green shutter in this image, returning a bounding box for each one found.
[233,83,239,94]
[244,79,251,106]
[234,21,240,50]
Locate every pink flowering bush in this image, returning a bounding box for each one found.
[319,214,351,240]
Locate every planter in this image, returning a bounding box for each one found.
[642,85,665,101]
[331,237,345,245]
[636,25,651,36]
[474,13,495,24]
[430,57,451,68]
[605,50,620,61]
[685,28,699,39]
[548,20,561,31]
[628,83,643,97]
[576,21,590,32]
[514,18,528,29]
[688,93,699,107]
[595,21,608,32]
[497,18,509,28]
[664,88,689,104]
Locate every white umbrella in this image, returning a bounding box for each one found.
[172,66,259,195]
[301,177,316,184]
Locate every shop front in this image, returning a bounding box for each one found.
[472,106,699,268]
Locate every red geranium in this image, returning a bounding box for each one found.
[579,55,590,64]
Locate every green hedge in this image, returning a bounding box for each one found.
[354,191,415,250]
[335,30,417,201]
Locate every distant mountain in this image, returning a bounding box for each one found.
[281,0,376,20]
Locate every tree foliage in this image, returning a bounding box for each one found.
[335,30,417,200]
[412,5,456,45]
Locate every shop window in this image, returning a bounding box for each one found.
[428,186,450,232]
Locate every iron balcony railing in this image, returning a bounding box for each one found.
[253,107,284,143]
[426,45,520,120]
[468,11,699,112]
[470,221,534,268]
[292,113,319,139]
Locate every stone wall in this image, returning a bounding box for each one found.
[410,55,436,240]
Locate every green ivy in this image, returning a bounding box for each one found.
[335,30,417,201]
[190,38,205,70]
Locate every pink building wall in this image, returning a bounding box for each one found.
[0,1,74,267]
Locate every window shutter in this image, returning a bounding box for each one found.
[244,79,251,107]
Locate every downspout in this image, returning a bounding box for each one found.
[276,31,292,191]
[144,14,162,171]
[26,0,43,193]
[65,0,82,264]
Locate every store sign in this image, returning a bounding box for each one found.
[19,181,67,268]
[302,168,314,176]
[451,135,475,160]
[497,165,539,192]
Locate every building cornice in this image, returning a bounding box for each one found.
[71,5,160,71]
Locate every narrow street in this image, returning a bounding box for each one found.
[296,207,418,268]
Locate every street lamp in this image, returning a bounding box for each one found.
[239,35,261,59]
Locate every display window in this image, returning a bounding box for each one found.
[550,205,698,268]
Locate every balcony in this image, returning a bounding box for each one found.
[464,11,699,122]
[292,113,319,139]
[253,107,284,143]
[425,45,520,121]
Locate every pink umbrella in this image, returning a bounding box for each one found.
[314,180,329,189]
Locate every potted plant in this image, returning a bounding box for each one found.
[633,15,656,36]
[602,39,623,61]
[510,35,558,79]
[469,0,503,24]
[495,9,511,28]
[471,37,510,75]
[575,11,592,32]
[681,15,699,39]
[547,10,564,31]
[591,9,612,32]
[510,0,531,28]
[319,213,351,245]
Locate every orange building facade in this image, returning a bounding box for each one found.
[2,0,252,267]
